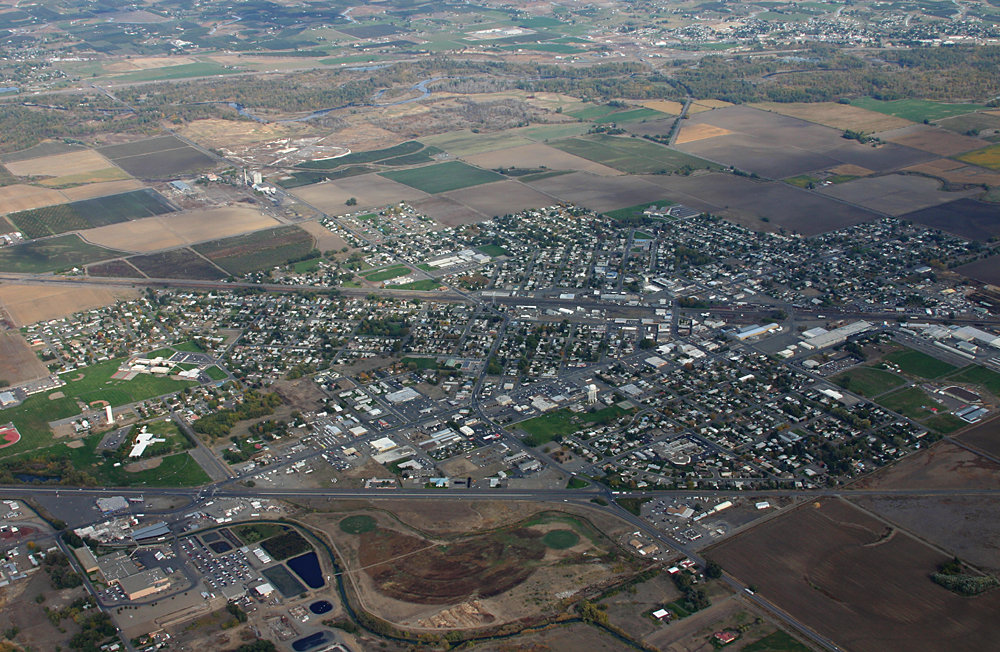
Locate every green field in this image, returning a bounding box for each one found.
[194,225,315,276]
[234,523,286,544]
[883,348,957,379]
[605,199,674,222]
[832,366,905,397]
[173,340,205,353]
[877,386,947,421]
[550,135,720,174]
[394,279,441,290]
[107,61,238,83]
[103,451,210,487]
[542,529,580,549]
[518,404,632,446]
[205,366,228,381]
[742,630,812,652]
[593,108,670,124]
[274,165,374,189]
[297,141,424,169]
[421,130,535,156]
[945,365,1000,397]
[363,265,411,282]
[477,244,510,257]
[516,123,590,142]
[380,161,504,193]
[568,104,618,121]
[850,98,987,122]
[380,145,444,166]
[5,188,177,238]
[955,144,1000,171]
[500,42,583,54]
[339,515,377,534]
[0,234,122,273]
[293,257,322,273]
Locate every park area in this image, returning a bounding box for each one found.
[516,404,632,446]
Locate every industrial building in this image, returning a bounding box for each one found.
[799,321,873,350]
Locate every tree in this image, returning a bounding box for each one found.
[705,559,723,579]
[345,197,357,206]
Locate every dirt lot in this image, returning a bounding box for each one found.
[902,198,1000,241]
[299,220,350,251]
[849,441,1000,490]
[0,329,49,383]
[750,102,913,133]
[408,196,486,227]
[709,498,1000,652]
[0,570,91,652]
[881,125,988,156]
[441,179,557,218]
[818,173,977,215]
[639,172,879,235]
[0,283,138,326]
[3,149,116,177]
[851,494,1000,574]
[81,205,281,252]
[0,184,67,214]
[475,621,636,652]
[292,173,429,213]
[675,123,733,144]
[956,415,1000,457]
[462,142,623,176]
[675,106,934,179]
[524,171,668,212]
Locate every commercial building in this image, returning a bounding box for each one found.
[118,568,170,600]
[799,321,873,350]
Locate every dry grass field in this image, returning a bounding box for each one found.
[299,220,350,251]
[882,125,988,156]
[818,173,977,215]
[851,441,1000,491]
[292,173,429,213]
[0,184,67,214]
[3,150,115,177]
[751,101,913,132]
[0,330,50,384]
[103,56,198,72]
[675,123,733,144]
[180,118,313,147]
[441,179,557,217]
[36,167,132,188]
[60,179,146,201]
[462,142,623,176]
[709,498,1000,652]
[638,99,684,115]
[0,283,138,326]
[81,205,281,252]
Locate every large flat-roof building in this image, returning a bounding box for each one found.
[118,568,170,601]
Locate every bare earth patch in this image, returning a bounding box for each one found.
[0,330,49,384]
[125,457,162,472]
[0,284,139,327]
[299,220,350,252]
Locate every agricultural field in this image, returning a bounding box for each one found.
[936,111,1000,137]
[409,196,485,227]
[877,387,965,433]
[297,140,426,169]
[881,125,987,156]
[955,144,1000,170]
[514,123,591,142]
[97,135,217,178]
[292,173,429,213]
[380,161,505,194]
[549,134,719,175]
[441,179,556,218]
[2,149,123,184]
[955,254,1000,285]
[273,165,375,189]
[958,416,1000,459]
[592,107,670,124]
[902,199,1000,241]
[103,61,236,83]
[525,171,668,213]
[462,142,622,177]
[851,440,1000,491]
[193,225,315,276]
[882,348,958,379]
[850,98,987,123]
[82,205,280,253]
[832,366,905,397]
[708,499,1000,652]
[946,365,1000,399]
[59,179,146,201]
[0,184,69,214]
[750,101,913,133]
[0,234,122,273]
[87,260,145,278]
[7,189,175,239]
[298,220,350,252]
[128,248,227,280]
[905,158,1000,189]
[0,284,138,327]
[818,173,976,216]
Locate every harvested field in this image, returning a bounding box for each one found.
[98,135,217,178]
[852,494,1000,574]
[693,99,733,109]
[828,163,874,177]
[7,189,176,240]
[380,161,504,194]
[407,196,486,227]
[441,180,557,217]
[420,130,535,156]
[36,167,131,188]
[818,173,976,216]
[674,106,934,178]
[709,498,1000,652]
[623,118,677,138]
[3,149,115,177]
[291,173,429,213]
[639,172,880,235]
[0,330,49,384]
[299,220,350,252]
[957,415,1000,458]
[0,234,122,273]
[59,179,145,201]
[0,184,67,214]
[82,205,281,252]
[462,142,622,176]
[901,199,1000,241]
[128,248,227,280]
[638,100,684,115]
[549,135,720,175]
[675,123,733,144]
[193,225,314,275]
[904,159,1000,187]
[524,171,668,212]
[881,125,987,156]
[1,141,84,163]
[0,284,138,326]
[956,255,1000,285]
[750,101,913,133]
[851,441,1000,491]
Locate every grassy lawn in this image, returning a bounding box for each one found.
[542,529,580,549]
[293,257,322,273]
[234,523,286,544]
[923,413,967,435]
[550,135,720,174]
[518,404,631,446]
[363,265,411,282]
[832,366,905,397]
[877,386,946,420]
[60,358,196,406]
[567,476,589,489]
[380,161,504,193]
[477,244,510,257]
[205,366,228,381]
[851,97,986,122]
[401,357,438,370]
[173,339,205,353]
[339,515,376,534]
[882,348,957,379]
[945,365,1000,397]
[742,630,812,652]
[605,199,674,222]
[394,279,441,290]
